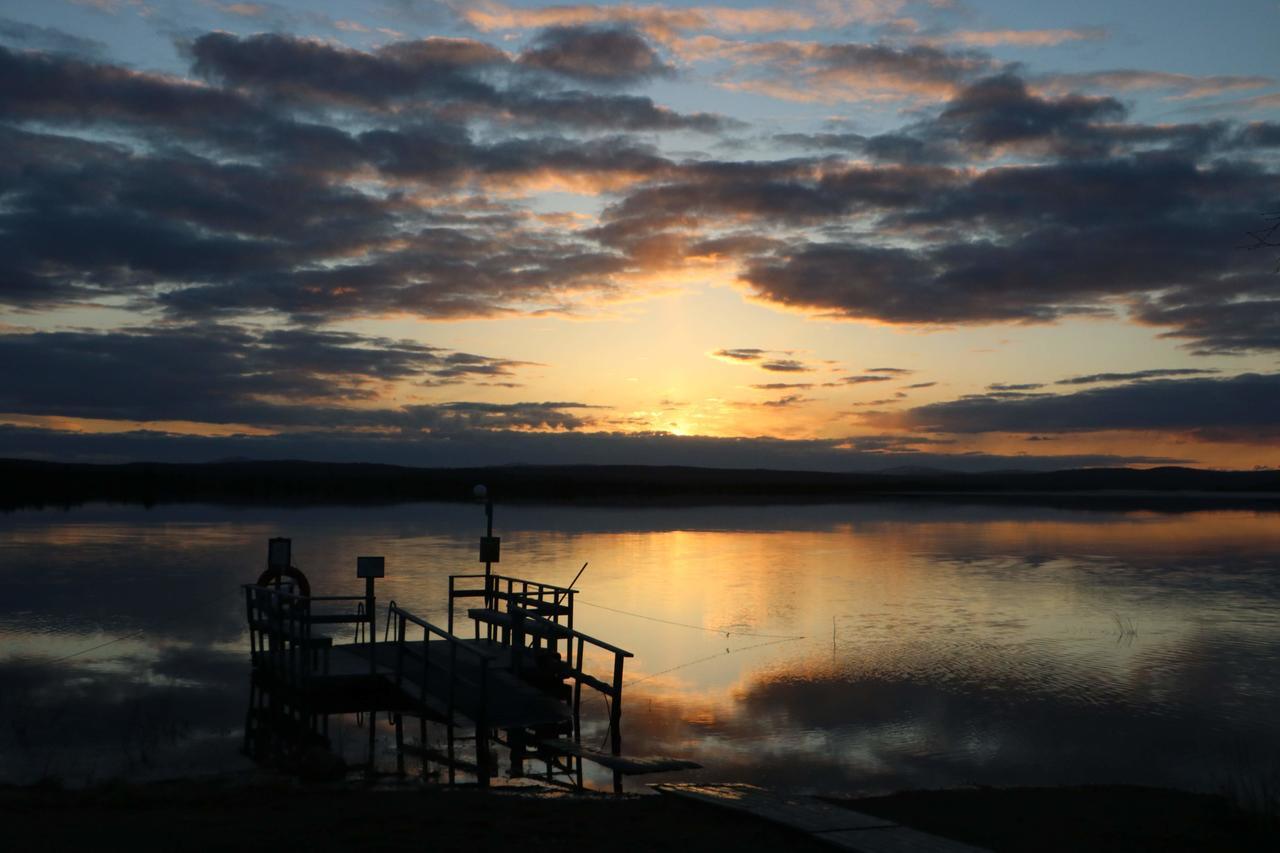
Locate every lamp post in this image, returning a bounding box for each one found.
[475,484,500,617]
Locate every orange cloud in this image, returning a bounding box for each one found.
[934,27,1106,48]
[0,413,277,437]
[1043,70,1274,100]
[705,39,986,103]
[459,1,906,44]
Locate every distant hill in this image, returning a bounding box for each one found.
[2,459,1279,510]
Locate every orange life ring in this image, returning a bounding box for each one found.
[256,565,312,597]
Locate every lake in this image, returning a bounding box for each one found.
[2,500,1278,795]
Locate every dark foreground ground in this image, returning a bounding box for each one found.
[3,780,1276,852]
[837,785,1278,852]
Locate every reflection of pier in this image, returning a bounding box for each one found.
[242,559,697,790]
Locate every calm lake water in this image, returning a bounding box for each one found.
[2,500,1278,795]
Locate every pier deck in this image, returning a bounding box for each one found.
[326,640,573,730]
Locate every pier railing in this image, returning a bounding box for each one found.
[387,602,490,727]
[388,603,493,783]
[448,572,577,636]
[448,572,632,761]
[243,584,370,685]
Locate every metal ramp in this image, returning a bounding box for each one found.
[651,784,992,853]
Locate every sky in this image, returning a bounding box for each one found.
[0,0,1278,472]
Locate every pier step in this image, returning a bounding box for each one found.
[538,740,701,775]
[398,742,479,774]
[468,608,573,641]
[651,783,991,853]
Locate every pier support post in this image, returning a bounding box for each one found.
[394,713,405,776]
[611,654,624,794]
[475,724,490,788]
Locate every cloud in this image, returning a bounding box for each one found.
[186,31,507,107]
[935,28,1106,48]
[209,1,270,17]
[833,374,896,384]
[421,352,541,385]
[711,348,812,372]
[601,75,1276,313]
[0,115,663,321]
[988,382,1045,391]
[0,327,573,431]
[518,25,673,85]
[931,73,1125,155]
[750,382,814,390]
[14,40,1235,347]
[182,32,727,130]
[0,17,105,56]
[0,424,1184,472]
[1056,368,1221,385]
[876,373,1280,440]
[712,347,768,361]
[709,39,996,103]
[760,358,810,372]
[1,16,1279,476]
[458,1,903,43]
[1043,70,1274,100]
[760,393,812,407]
[1132,293,1280,356]
[731,147,1280,351]
[850,397,906,407]
[428,401,603,431]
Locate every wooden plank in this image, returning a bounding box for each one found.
[573,671,613,695]
[491,593,572,617]
[652,784,896,832]
[537,739,701,774]
[467,608,573,640]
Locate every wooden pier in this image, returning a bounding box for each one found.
[242,562,697,790]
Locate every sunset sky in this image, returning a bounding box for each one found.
[1,0,1278,471]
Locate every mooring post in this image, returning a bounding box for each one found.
[366,575,376,672]
[356,556,386,773]
[357,556,384,675]
[611,653,625,794]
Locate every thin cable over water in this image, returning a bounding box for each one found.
[625,636,804,687]
[47,588,242,664]
[577,599,805,641]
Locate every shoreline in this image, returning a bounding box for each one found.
[4,458,1280,512]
